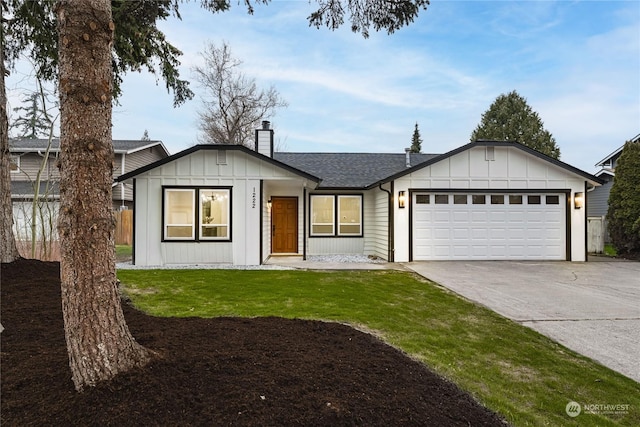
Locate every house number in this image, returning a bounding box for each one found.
[251,187,256,209]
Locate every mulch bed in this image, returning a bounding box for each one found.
[1,258,507,426]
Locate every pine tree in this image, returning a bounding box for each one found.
[11,92,53,138]
[606,140,640,258]
[410,122,422,153]
[471,90,560,159]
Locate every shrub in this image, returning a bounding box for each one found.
[606,140,640,257]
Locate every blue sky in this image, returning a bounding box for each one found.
[6,1,640,172]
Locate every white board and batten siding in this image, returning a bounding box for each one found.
[133,149,310,266]
[363,188,390,260]
[393,145,589,262]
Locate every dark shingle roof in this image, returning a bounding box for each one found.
[273,152,438,188]
[9,138,168,154]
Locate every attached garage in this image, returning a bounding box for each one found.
[392,141,602,263]
[411,191,567,260]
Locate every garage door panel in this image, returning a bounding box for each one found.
[413,192,566,261]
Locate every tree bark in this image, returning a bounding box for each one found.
[0,43,21,263]
[56,0,151,391]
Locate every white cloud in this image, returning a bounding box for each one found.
[5,0,638,173]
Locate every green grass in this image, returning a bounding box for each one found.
[604,244,618,257]
[118,269,640,426]
[115,245,132,258]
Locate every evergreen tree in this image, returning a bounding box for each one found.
[3,0,431,390]
[141,129,151,141]
[11,92,54,138]
[471,90,560,159]
[607,140,640,258]
[410,122,422,153]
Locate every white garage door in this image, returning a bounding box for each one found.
[412,193,566,260]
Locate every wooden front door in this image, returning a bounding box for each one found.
[272,197,298,253]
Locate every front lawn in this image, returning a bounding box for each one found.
[118,269,640,426]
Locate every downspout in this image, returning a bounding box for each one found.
[378,182,394,262]
[120,154,126,209]
[303,186,307,260]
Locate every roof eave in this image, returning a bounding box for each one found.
[115,144,322,184]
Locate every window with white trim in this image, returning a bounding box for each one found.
[163,187,231,241]
[310,194,363,237]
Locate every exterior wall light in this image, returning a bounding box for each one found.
[398,191,406,209]
[267,199,272,209]
[574,192,584,209]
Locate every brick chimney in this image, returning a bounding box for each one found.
[255,120,274,157]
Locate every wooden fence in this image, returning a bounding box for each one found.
[587,216,605,254]
[115,210,133,245]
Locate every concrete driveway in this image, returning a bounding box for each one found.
[406,260,640,383]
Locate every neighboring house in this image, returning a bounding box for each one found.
[9,138,169,239]
[587,133,640,218]
[116,123,602,266]
[585,133,639,250]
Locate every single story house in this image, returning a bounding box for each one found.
[10,138,169,239]
[116,123,602,266]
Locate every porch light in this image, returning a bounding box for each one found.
[574,192,584,209]
[267,199,272,209]
[398,191,406,209]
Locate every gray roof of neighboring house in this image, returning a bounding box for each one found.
[10,181,60,198]
[9,138,169,155]
[595,133,640,167]
[273,152,438,188]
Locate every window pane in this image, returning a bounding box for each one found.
[472,195,486,205]
[339,224,361,234]
[491,195,504,204]
[165,189,195,240]
[200,189,230,239]
[311,195,335,235]
[416,195,430,204]
[166,226,193,238]
[528,195,541,205]
[546,195,560,205]
[338,196,362,235]
[509,195,523,205]
[312,224,334,235]
[10,155,19,172]
[435,195,448,204]
[453,195,467,204]
[201,226,228,238]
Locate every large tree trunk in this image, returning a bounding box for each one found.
[56,0,151,391]
[0,45,21,263]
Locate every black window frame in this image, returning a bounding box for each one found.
[162,185,233,242]
[309,193,364,238]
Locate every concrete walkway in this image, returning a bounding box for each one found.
[405,260,640,383]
